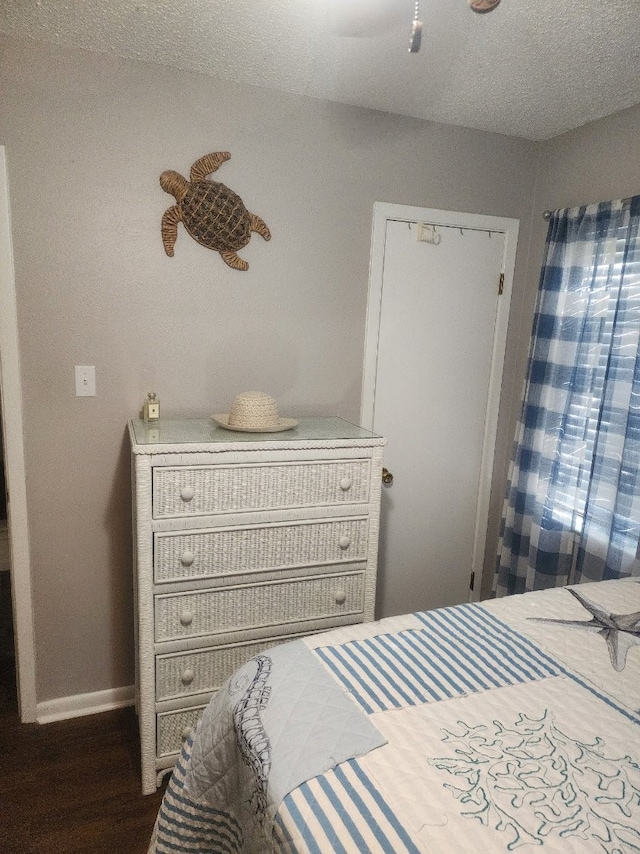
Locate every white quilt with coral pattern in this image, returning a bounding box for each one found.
[150,578,640,853]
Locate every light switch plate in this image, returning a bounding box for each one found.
[75,365,96,396]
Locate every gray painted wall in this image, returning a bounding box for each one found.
[4,31,616,705]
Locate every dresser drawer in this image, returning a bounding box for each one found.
[154,517,368,582]
[156,637,286,701]
[152,460,370,519]
[156,705,207,758]
[155,572,365,642]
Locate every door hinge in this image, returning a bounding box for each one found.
[469,571,475,591]
[498,272,504,295]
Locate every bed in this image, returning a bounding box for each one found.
[148,578,640,853]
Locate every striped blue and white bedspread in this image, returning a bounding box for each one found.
[150,579,640,853]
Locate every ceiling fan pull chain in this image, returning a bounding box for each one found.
[409,0,423,53]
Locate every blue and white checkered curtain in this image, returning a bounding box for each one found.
[494,195,640,597]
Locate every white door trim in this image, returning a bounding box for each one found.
[361,202,519,602]
[0,146,37,721]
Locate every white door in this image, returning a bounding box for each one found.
[362,203,518,618]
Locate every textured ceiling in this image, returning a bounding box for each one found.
[1,0,639,140]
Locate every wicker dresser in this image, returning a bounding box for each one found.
[128,416,385,794]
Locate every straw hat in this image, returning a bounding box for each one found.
[212,391,297,432]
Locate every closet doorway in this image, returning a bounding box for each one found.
[362,203,519,618]
[0,146,36,722]
[0,416,11,682]
[0,416,9,636]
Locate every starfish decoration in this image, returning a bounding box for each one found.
[529,586,640,672]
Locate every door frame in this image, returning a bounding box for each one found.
[0,146,37,721]
[361,202,519,602]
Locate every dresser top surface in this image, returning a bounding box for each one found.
[129,416,384,452]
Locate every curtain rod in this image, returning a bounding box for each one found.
[543,196,634,220]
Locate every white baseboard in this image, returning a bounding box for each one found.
[36,684,135,724]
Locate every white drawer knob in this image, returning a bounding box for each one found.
[339,535,351,550]
[340,477,352,491]
[181,668,195,685]
[180,486,194,502]
[181,550,195,566]
[181,726,193,741]
[180,610,194,627]
[335,590,347,605]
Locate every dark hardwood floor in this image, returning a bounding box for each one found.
[0,572,167,853]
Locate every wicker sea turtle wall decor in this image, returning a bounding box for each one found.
[160,152,271,271]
